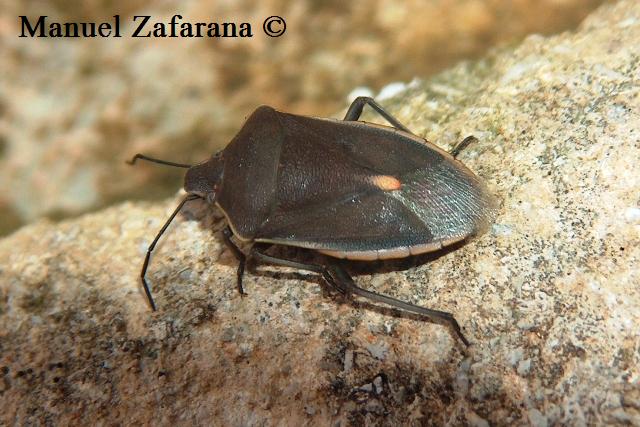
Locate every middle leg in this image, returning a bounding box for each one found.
[343,96,412,133]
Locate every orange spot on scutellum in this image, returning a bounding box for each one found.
[370,175,402,191]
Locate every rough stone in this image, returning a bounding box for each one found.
[1,1,639,425]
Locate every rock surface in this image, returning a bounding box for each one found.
[1,0,640,425]
[0,0,605,235]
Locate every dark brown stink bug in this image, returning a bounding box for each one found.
[128,97,496,346]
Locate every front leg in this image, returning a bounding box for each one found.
[221,226,247,296]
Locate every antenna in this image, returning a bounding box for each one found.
[127,154,191,169]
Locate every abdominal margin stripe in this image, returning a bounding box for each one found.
[308,235,466,261]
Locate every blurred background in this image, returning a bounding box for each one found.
[0,0,607,236]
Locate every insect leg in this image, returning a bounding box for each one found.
[221,226,248,296]
[326,263,470,346]
[140,194,200,311]
[250,247,469,346]
[250,248,346,293]
[449,136,478,158]
[343,96,412,133]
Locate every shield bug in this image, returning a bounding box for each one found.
[128,97,496,346]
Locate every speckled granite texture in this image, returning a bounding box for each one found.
[1,0,639,425]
